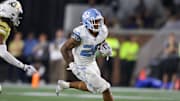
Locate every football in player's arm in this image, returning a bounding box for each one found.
[56,8,114,101]
[0,0,37,80]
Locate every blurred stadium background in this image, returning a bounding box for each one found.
[0,0,180,101]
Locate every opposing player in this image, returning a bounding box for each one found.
[56,8,114,101]
[0,0,36,81]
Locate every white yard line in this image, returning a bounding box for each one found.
[8,92,174,101]
[3,84,179,93]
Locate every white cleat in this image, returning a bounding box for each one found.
[56,80,65,96]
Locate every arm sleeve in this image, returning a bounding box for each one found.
[0,44,24,69]
[102,25,108,39]
[71,31,81,42]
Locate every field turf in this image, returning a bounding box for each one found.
[0,84,180,101]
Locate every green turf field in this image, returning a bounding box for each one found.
[0,85,180,101]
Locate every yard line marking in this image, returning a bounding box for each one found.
[3,84,179,93]
[8,92,174,101]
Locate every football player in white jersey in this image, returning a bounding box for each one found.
[56,8,114,101]
[0,0,37,89]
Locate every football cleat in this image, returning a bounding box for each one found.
[56,80,66,96]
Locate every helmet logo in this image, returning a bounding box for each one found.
[82,11,90,19]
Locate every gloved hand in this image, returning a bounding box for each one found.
[98,42,112,57]
[23,64,37,74]
[66,62,76,70]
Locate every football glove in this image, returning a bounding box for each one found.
[98,42,112,57]
[23,64,37,74]
[67,62,76,70]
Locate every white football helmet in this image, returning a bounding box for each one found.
[0,0,23,26]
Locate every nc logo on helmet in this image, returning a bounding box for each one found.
[82,11,90,20]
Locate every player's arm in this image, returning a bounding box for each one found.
[0,34,36,73]
[61,37,80,66]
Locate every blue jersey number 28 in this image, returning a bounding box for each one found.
[80,45,97,57]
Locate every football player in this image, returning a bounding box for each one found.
[0,0,36,78]
[56,8,113,101]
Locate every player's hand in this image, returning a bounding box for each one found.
[23,64,37,74]
[98,42,112,56]
[67,62,76,70]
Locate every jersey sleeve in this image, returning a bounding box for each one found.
[102,25,108,39]
[71,27,81,42]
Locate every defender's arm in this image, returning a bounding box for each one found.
[0,35,36,73]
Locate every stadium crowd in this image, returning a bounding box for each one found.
[83,0,180,30]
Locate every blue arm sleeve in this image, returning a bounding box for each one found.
[71,32,81,42]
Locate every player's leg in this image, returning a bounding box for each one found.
[56,77,114,101]
[87,75,113,101]
[69,80,114,101]
[171,73,177,89]
[87,63,114,101]
[170,57,178,89]
[56,80,89,96]
[70,81,89,91]
[103,89,114,101]
[56,80,69,96]
[162,59,169,88]
[162,73,168,88]
[56,62,114,101]
[82,62,114,101]
[66,76,114,101]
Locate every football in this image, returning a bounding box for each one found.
[98,42,112,56]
